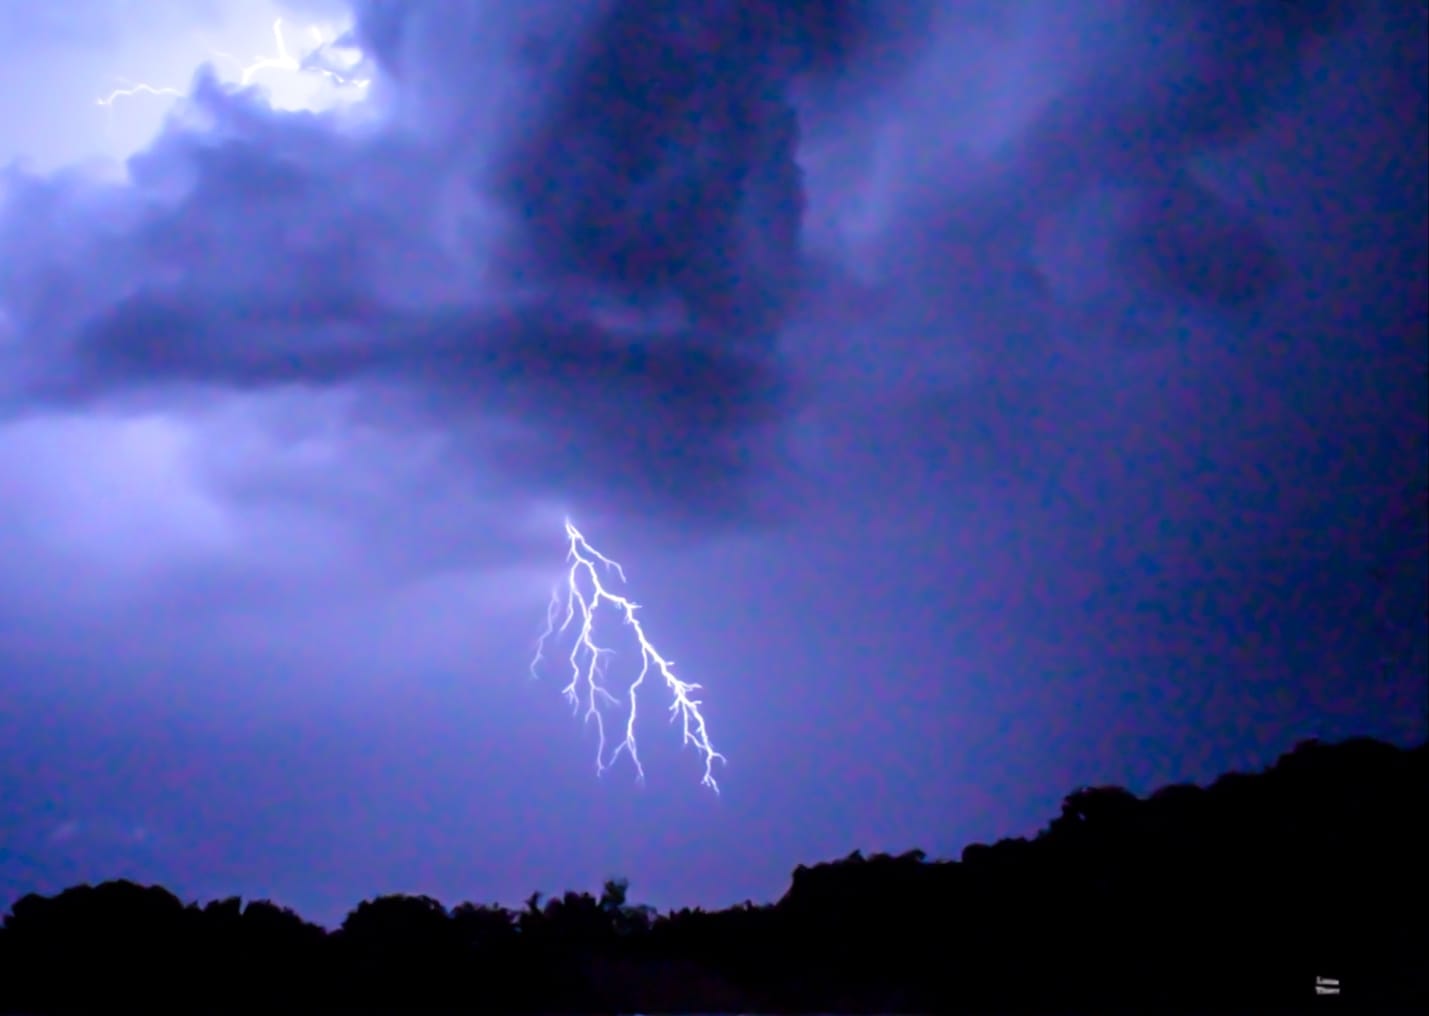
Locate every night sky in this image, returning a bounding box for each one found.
[1,0,1425,929]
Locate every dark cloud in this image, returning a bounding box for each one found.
[914,0,1369,327]
[1117,171,1287,312]
[1031,0,1361,170]
[0,0,1417,533]
[63,289,800,526]
[11,3,942,530]
[492,0,934,347]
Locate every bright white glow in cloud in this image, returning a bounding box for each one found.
[204,17,370,110]
[95,13,372,162]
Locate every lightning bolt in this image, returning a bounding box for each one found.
[531,519,726,794]
[96,18,369,115]
[96,82,183,108]
[212,17,300,85]
[212,19,370,91]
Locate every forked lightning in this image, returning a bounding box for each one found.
[532,519,725,793]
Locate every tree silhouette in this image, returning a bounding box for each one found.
[1,737,1423,1013]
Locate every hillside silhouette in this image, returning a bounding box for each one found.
[2,736,1424,1013]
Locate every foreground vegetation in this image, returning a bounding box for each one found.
[2,736,1424,1013]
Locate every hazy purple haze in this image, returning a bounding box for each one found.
[1,0,1424,927]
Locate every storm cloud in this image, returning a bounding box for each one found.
[8,2,942,526]
[6,0,1397,512]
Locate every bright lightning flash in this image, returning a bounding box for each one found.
[96,17,368,119]
[97,82,183,108]
[531,519,726,793]
[212,18,371,92]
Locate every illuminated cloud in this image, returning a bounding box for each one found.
[99,15,371,115]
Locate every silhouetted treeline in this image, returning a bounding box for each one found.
[2,736,1424,1013]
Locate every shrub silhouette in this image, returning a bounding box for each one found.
[2,736,1424,1013]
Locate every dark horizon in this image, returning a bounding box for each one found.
[8,732,1425,924]
[4,735,1425,1012]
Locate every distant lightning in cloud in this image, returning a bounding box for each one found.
[95,17,369,118]
[97,82,183,108]
[532,519,725,793]
[211,18,370,92]
[216,16,301,85]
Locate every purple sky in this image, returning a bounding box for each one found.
[1,0,1425,929]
